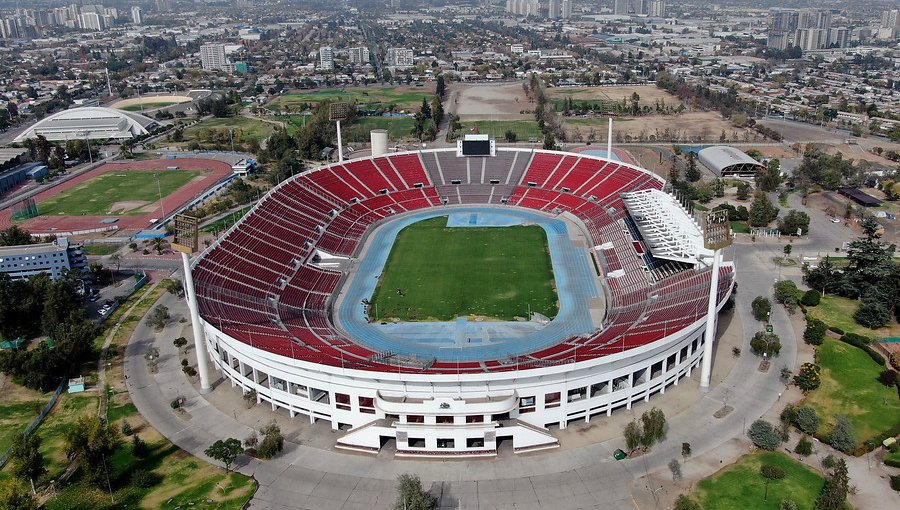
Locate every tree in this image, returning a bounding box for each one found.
[815,459,849,510]
[795,435,813,456]
[393,473,436,510]
[751,296,772,321]
[803,318,827,345]
[773,280,803,312]
[829,415,856,453]
[681,442,691,462]
[756,159,781,192]
[173,337,188,354]
[878,369,898,387]
[9,433,45,486]
[435,75,446,98]
[750,331,781,357]
[64,415,120,488]
[623,420,642,452]
[204,438,243,473]
[747,419,781,450]
[854,299,891,329]
[668,458,682,481]
[761,464,786,502]
[131,434,150,458]
[164,278,185,298]
[804,257,841,296]
[783,244,792,260]
[146,305,169,330]
[685,153,701,182]
[794,363,821,392]
[794,406,820,435]
[801,289,821,307]
[257,421,284,459]
[243,388,257,408]
[640,407,666,446]
[0,226,34,247]
[748,190,779,227]
[504,130,517,143]
[736,181,751,200]
[542,132,555,150]
[779,210,810,236]
[0,479,37,510]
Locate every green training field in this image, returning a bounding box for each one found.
[457,120,542,141]
[694,451,826,510]
[268,86,433,112]
[39,169,204,216]
[345,117,416,142]
[119,101,180,112]
[802,338,900,443]
[369,217,558,321]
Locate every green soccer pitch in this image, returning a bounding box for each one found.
[38,169,204,216]
[369,217,559,321]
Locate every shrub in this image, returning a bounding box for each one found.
[855,299,891,329]
[781,499,797,510]
[890,474,900,492]
[878,369,898,387]
[748,419,782,450]
[257,421,284,459]
[803,318,827,345]
[779,404,797,427]
[793,363,821,391]
[829,415,857,453]
[674,495,701,510]
[821,454,837,469]
[751,296,772,321]
[794,406,820,435]
[828,326,844,335]
[800,289,821,306]
[795,435,813,456]
[130,468,160,488]
[761,464,786,480]
[750,331,782,357]
[121,421,133,436]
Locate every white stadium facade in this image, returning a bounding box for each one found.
[190,148,735,457]
[13,106,157,142]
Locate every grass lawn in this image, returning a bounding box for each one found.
[886,449,900,466]
[694,451,826,510]
[180,116,275,147]
[806,295,900,339]
[36,393,100,479]
[456,120,542,141]
[119,101,179,112]
[201,206,253,233]
[82,244,122,256]
[39,169,203,216]
[268,86,433,111]
[0,385,46,454]
[802,339,900,443]
[730,220,750,234]
[370,216,558,321]
[345,116,416,142]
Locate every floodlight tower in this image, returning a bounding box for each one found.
[606,117,613,158]
[172,214,212,394]
[330,102,349,163]
[699,209,732,391]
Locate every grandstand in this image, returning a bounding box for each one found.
[193,148,735,457]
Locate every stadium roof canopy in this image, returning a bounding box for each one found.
[622,189,713,264]
[697,145,765,177]
[13,107,157,143]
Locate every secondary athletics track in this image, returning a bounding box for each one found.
[0,158,232,235]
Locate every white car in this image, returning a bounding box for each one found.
[830,217,841,223]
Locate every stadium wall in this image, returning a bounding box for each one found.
[202,292,731,456]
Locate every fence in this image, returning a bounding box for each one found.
[0,377,67,469]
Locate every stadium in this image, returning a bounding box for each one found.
[192,147,735,457]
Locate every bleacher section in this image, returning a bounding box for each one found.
[194,149,733,375]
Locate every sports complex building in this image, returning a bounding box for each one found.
[191,148,735,457]
[13,106,157,143]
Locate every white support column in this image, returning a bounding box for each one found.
[606,117,613,158]
[336,120,344,163]
[699,250,722,391]
[182,251,212,394]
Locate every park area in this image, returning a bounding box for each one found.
[370,217,558,321]
[267,85,434,113]
[38,168,204,216]
[176,116,276,149]
[806,295,900,339]
[801,338,900,444]
[692,451,826,510]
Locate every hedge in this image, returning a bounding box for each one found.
[839,333,886,366]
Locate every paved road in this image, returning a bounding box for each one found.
[122,240,893,510]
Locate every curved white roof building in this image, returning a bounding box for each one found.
[13,107,157,143]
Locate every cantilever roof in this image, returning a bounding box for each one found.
[13,107,156,142]
[622,189,713,264]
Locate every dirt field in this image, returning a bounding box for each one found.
[547,85,686,107]
[447,83,532,120]
[564,111,757,144]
